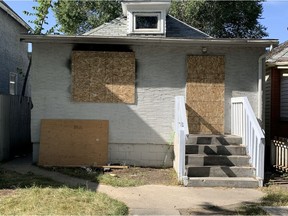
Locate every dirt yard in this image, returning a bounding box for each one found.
[107,167,179,185]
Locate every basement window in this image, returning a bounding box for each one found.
[132,12,162,33]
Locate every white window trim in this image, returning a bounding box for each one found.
[133,12,161,33]
[128,10,165,34]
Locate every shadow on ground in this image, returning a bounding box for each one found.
[0,168,68,189]
[178,201,267,215]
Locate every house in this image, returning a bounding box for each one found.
[0,1,31,161]
[0,1,31,96]
[265,41,288,169]
[21,0,278,187]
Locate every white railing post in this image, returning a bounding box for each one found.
[173,96,189,185]
[231,97,265,187]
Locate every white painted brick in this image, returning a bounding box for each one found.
[30,43,265,166]
[141,152,158,161]
[110,151,126,162]
[108,144,119,152]
[149,144,167,153]
[118,144,134,152]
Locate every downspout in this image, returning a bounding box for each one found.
[258,44,274,120]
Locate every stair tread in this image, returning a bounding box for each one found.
[186,144,245,146]
[188,135,241,138]
[185,165,254,168]
[186,154,249,157]
[188,177,257,181]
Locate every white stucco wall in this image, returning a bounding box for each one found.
[31,42,264,166]
[0,9,29,96]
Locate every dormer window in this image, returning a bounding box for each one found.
[133,12,161,33]
[121,0,171,36]
[135,14,159,29]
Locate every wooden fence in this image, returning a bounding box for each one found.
[272,137,288,172]
[0,94,31,161]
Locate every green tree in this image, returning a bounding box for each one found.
[26,0,267,38]
[169,0,268,38]
[24,0,54,34]
[53,0,121,35]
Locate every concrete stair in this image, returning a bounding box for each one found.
[185,135,259,188]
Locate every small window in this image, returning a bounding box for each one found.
[132,12,162,33]
[9,72,18,95]
[135,16,158,29]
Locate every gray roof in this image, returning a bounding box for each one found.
[0,1,31,31]
[84,17,128,37]
[84,15,211,38]
[266,41,288,66]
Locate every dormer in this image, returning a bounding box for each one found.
[121,0,171,36]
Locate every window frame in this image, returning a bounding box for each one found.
[132,12,162,34]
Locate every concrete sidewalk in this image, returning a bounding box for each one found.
[0,156,265,215]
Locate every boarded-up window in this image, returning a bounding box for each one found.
[186,56,225,134]
[72,51,135,103]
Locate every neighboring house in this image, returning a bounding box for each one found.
[265,41,288,168]
[0,1,30,96]
[0,1,31,161]
[21,0,278,187]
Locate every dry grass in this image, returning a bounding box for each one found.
[236,186,288,215]
[0,168,128,215]
[0,187,128,215]
[44,166,179,187]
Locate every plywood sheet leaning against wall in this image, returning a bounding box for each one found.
[186,56,225,134]
[72,51,135,104]
[38,119,108,166]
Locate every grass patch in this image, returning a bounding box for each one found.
[0,168,128,215]
[262,186,288,206]
[98,174,142,187]
[44,166,178,187]
[0,187,128,215]
[236,186,288,215]
[45,167,145,187]
[0,168,64,189]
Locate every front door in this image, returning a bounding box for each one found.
[186,56,225,134]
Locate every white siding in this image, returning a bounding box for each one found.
[265,69,271,142]
[281,70,288,119]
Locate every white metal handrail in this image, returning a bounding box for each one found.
[231,97,265,186]
[173,96,189,184]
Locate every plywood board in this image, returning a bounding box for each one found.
[186,56,225,134]
[72,51,135,104]
[39,119,108,166]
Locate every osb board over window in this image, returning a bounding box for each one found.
[72,51,135,103]
[186,56,225,134]
[38,119,108,166]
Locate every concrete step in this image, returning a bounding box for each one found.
[185,144,246,155]
[186,166,255,177]
[186,177,259,188]
[187,135,242,145]
[185,154,250,166]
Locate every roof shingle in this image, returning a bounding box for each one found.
[84,15,211,39]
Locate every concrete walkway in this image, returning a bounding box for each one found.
[0,156,265,215]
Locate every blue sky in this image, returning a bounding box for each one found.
[4,0,288,43]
